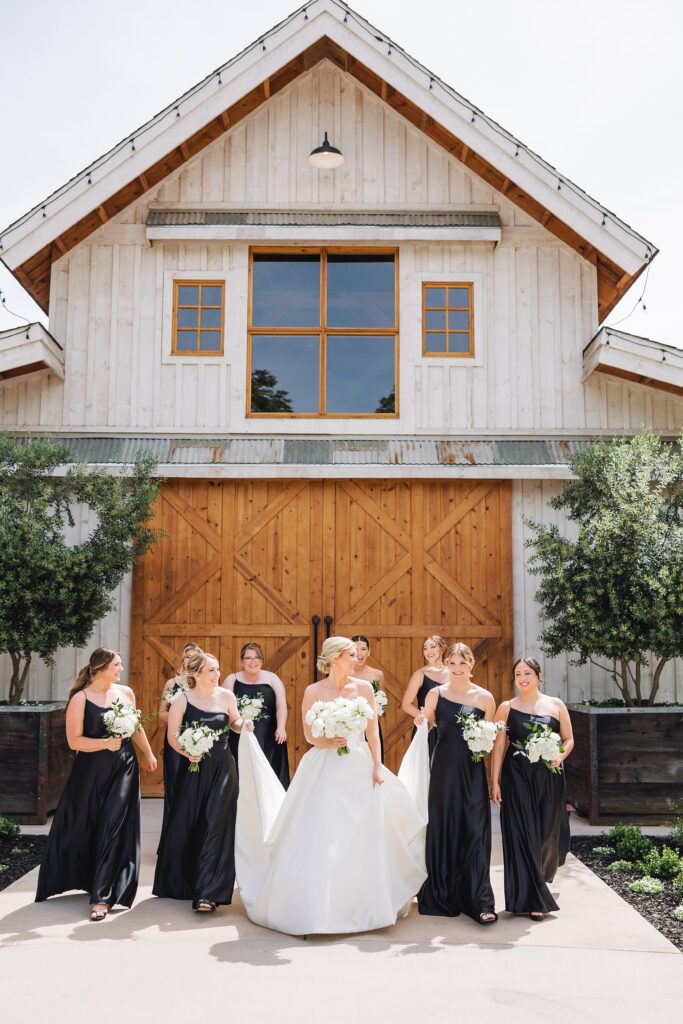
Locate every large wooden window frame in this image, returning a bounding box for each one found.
[422,281,474,357]
[172,280,225,356]
[247,247,399,418]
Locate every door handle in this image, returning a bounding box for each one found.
[311,615,321,684]
[324,615,333,639]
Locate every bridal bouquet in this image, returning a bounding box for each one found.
[164,679,188,705]
[175,722,227,773]
[236,694,268,723]
[456,713,505,763]
[513,722,564,772]
[305,696,374,757]
[103,699,141,739]
[372,680,388,717]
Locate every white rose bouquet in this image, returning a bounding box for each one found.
[236,694,268,723]
[102,699,141,739]
[175,722,228,773]
[456,712,506,763]
[164,679,188,705]
[304,696,375,757]
[513,722,564,772]
[371,679,388,717]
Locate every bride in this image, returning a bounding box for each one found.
[235,636,427,935]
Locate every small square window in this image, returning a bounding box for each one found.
[173,281,224,356]
[422,282,474,357]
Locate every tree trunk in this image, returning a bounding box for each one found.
[649,657,669,705]
[619,658,633,706]
[8,651,32,704]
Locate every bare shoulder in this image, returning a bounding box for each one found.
[548,695,568,714]
[117,684,136,703]
[354,678,374,698]
[265,671,284,688]
[495,699,512,720]
[69,689,86,707]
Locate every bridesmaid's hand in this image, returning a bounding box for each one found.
[144,755,158,773]
[490,782,502,806]
[103,736,122,752]
[275,728,287,743]
[187,754,202,763]
[244,720,255,733]
[414,712,426,726]
[372,765,384,787]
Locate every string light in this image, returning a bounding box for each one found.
[87,173,92,185]
[304,6,308,18]
[131,139,136,151]
[175,106,180,118]
[217,73,222,85]
[470,111,475,123]
[514,144,520,157]
[557,179,562,190]
[429,77,433,89]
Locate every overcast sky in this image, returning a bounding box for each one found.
[1,0,681,345]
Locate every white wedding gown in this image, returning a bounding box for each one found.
[235,726,429,935]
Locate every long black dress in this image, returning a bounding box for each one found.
[159,682,184,849]
[501,707,569,914]
[418,697,495,921]
[412,674,441,757]
[153,701,238,906]
[228,678,290,789]
[36,698,140,907]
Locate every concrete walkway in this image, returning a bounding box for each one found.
[1,802,680,1024]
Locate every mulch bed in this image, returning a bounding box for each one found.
[571,836,683,952]
[0,836,47,892]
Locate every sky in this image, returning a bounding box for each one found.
[1,0,681,344]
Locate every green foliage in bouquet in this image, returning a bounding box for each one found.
[605,824,653,863]
[0,436,161,703]
[525,432,683,705]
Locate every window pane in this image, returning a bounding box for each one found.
[200,331,222,352]
[252,255,320,328]
[448,333,472,354]
[251,335,320,413]
[177,285,199,306]
[425,332,446,353]
[425,309,446,331]
[327,255,395,328]
[176,331,198,351]
[326,336,395,414]
[177,308,198,328]
[448,287,470,308]
[425,287,446,307]
[448,310,469,331]
[201,285,222,306]
[201,308,222,328]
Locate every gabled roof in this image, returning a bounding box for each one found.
[583,328,683,398]
[0,0,656,319]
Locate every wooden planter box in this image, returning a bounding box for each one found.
[0,702,73,825]
[566,704,683,825]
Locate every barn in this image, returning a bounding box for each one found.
[2,0,682,784]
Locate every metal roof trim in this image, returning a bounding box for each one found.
[146,209,503,229]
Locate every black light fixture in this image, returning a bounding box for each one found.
[308,131,345,169]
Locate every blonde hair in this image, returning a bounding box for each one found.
[185,651,219,689]
[423,635,447,660]
[178,642,202,676]
[445,642,475,670]
[316,636,356,675]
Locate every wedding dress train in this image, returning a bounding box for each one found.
[235,726,428,936]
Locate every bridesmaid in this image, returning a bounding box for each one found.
[418,643,497,924]
[158,642,202,839]
[223,643,290,788]
[154,651,252,911]
[402,635,449,757]
[36,648,157,921]
[490,657,574,919]
[352,634,386,761]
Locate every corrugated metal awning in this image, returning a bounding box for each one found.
[146,209,502,229]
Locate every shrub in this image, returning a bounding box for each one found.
[10,847,27,856]
[606,824,653,862]
[0,864,7,874]
[673,906,683,922]
[0,816,20,840]
[629,876,664,895]
[592,845,616,857]
[638,845,683,881]
[673,875,683,902]
[609,860,633,873]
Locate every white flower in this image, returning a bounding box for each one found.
[513,724,564,771]
[102,699,141,739]
[306,696,374,756]
[175,722,226,772]
[457,713,505,762]
[236,695,267,722]
[374,689,388,717]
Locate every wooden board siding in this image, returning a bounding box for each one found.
[129,478,513,792]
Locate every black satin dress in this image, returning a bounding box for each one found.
[418,698,495,920]
[153,702,238,906]
[228,679,290,789]
[501,707,569,914]
[36,699,140,907]
[412,674,442,757]
[159,685,184,850]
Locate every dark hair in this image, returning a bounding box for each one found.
[185,651,219,689]
[240,642,264,661]
[423,635,447,658]
[511,657,543,685]
[351,635,370,647]
[69,648,118,700]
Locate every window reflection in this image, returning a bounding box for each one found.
[326,336,395,414]
[251,335,320,413]
[327,255,395,328]
[252,255,320,328]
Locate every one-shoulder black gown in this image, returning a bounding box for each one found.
[36,699,140,907]
[501,707,569,914]
[153,702,238,906]
[412,675,441,757]
[418,697,495,920]
[228,679,290,789]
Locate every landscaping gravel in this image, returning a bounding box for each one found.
[0,836,47,892]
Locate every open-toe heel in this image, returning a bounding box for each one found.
[479,911,498,925]
[89,904,108,922]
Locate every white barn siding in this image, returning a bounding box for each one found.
[512,479,682,705]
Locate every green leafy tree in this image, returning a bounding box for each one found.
[0,436,161,703]
[250,369,294,413]
[525,432,683,705]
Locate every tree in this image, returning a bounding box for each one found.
[375,388,396,414]
[525,432,683,706]
[250,369,294,413]
[0,436,161,703]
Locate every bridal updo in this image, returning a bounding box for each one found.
[316,637,356,675]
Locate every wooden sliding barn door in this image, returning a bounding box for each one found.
[130,478,512,791]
